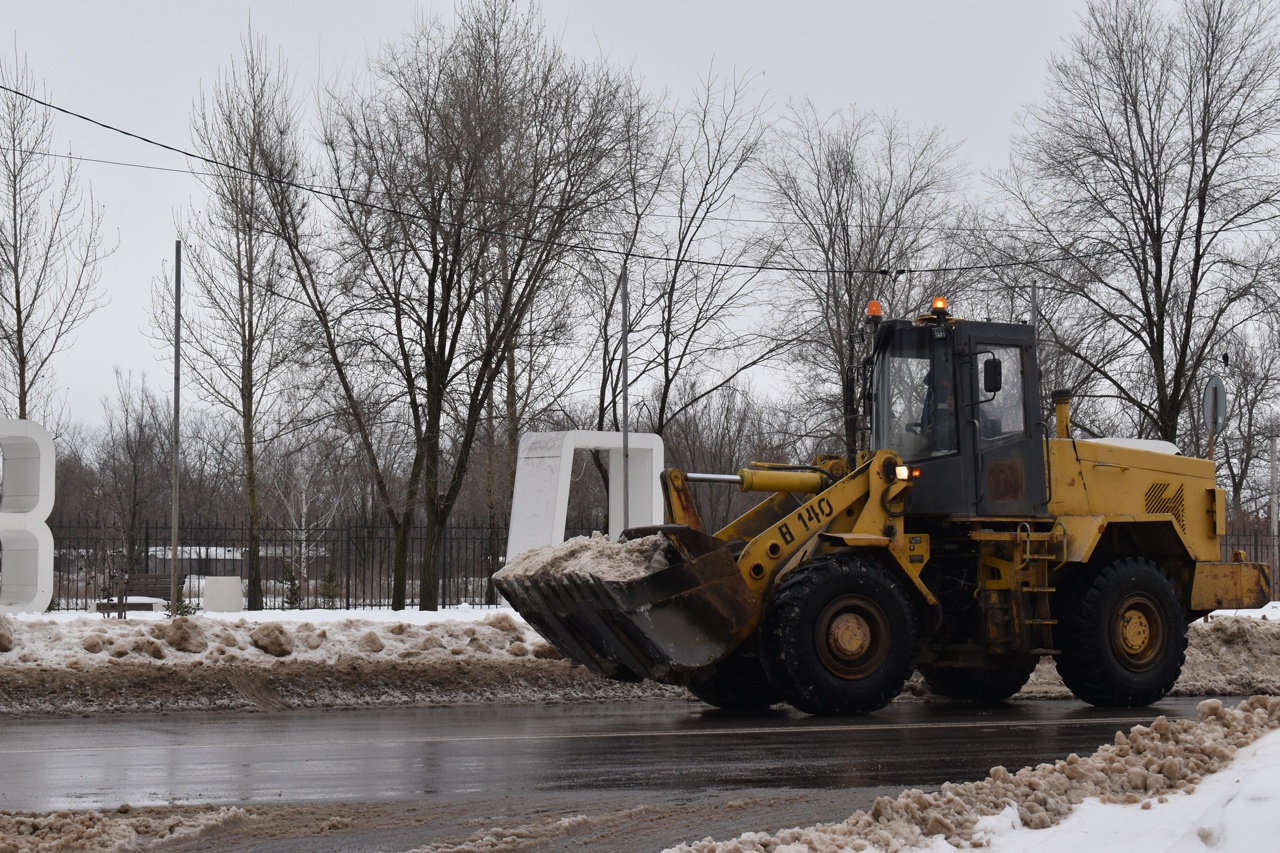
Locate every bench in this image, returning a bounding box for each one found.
[93,573,189,617]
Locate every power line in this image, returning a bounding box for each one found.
[0,145,200,178]
[24,142,1280,241]
[1,83,1259,277]
[0,142,1053,237]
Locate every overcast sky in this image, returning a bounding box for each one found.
[4,1,1091,430]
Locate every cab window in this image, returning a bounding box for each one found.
[976,346,1023,443]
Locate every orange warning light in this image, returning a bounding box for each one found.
[866,300,883,320]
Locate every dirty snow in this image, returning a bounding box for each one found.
[494,531,670,583]
[1,602,1279,850]
[0,606,551,674]
[0,804,250,852]
[0,605,684,718]
[669,696,1280,853]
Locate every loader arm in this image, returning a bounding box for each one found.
[734,449,936,606]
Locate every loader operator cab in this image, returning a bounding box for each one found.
[868,298,1046,518]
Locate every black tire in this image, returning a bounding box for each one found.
[1054,557,1187,707]
[686,641,781,711]
[760,554,920,716]
[919,656,1039,702]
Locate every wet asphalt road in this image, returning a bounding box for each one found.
[0,696,1215,814]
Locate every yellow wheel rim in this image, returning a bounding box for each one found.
[815,595,890,680]
[1112,593,1165,672]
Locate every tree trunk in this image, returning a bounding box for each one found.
[419,508,444,612]
[391,507,413,611]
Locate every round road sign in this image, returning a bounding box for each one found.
[1202,375,1227,435]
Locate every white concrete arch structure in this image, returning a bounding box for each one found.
[0,419,56,614]
[505,431,664,563]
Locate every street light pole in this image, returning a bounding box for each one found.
[170,240,182,608]
[619,263,630,533]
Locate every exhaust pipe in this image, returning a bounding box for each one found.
[1052,388,1072,439]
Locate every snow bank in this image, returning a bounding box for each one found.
[0,609,545,670]
[0,805,247,852]
[0,607,684,717]
[669,696,1280,852]
[976,724,1280,851]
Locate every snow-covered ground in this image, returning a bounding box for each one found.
[674,698,1280,852]
[979,725,1280,852]
[0,602,1278,851]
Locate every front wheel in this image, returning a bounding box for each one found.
[1054,557,1186,707]
[760,554,920,716]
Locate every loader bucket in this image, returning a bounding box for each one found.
[493,525,759,684]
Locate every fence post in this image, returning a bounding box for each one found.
[443,522,453,608]
[344,520,352,610]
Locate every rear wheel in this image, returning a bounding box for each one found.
[919,656,1039,702]
[686,641,781,711]
[760,554,920,716]
[1055,557,1186,707]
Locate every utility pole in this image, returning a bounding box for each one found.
[170,240,182,608]
[620,263,630,532]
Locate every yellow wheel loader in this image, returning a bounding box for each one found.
[494,299,1270,714]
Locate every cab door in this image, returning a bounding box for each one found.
[959,324,1046,517]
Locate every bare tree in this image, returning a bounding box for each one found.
[557,85,665,504]
[1205,322,1280,514]
[631,70,781,437]
[153,32,302,608]
[265,428,353,608]
[468,249,583,531]
[991,0,1280,445]
[268,0,639,609]
[0,52,108,425]
[564,69,783,514]
[94,371,170,577]
[759,100,966,457]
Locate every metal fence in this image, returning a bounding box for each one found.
[46,520,520,612]
[31,519,1280,612]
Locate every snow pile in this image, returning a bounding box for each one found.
[980,724,1280,851]
[670,696,1280,852]
[0,608,683,717]
[1179,614,1280,695]
[0,610,551,669]
[0,805,248,853]
[495,532,669,583]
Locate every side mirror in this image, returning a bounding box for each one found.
[983,358,1003,394]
